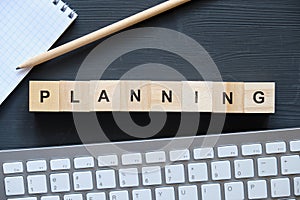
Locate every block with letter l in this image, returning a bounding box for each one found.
[59,81,90,112]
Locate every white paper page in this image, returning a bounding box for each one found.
[0,0,77,104]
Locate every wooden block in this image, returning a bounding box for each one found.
[182,81,213,112]
[120,81,151,111]
[151,81,182,112]
[29,81,60,112]
[59,81,90,112]
[244,82,275,113]
[90,80,120,111]
[212,82,244,113]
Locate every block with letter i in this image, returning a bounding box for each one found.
[29,81,60,112]
[213,82,244,113]
[182,81,213,112]
[59,81,90,112]
[244,82,275,113]
[91,80,121,111]
[151,81,182,112]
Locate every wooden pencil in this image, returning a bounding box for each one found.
[16,0,191,69]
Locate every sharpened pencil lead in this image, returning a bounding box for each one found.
[16,67,21,70]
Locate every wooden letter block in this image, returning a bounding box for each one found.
[120,81,151,111]
[91,80,120,111]
[213,82,244,113]
[151,81,182,112]
[59,81,90,112]
[29,81,60,112]
[182,81,213,112]
[244,82,275,113]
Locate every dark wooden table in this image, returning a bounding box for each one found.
[0,0,299,150]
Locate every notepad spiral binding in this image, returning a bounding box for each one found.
[52,0,76,19]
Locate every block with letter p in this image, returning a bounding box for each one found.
[29,81,60,112]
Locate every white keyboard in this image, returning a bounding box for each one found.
[1,128,300,200]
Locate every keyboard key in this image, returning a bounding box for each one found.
[73,171,93,191]
[41,196,60,200]
[247,180,267,199]
[224,182,244,200]
[165,164,185,184]
[87,192,106,200]
[27,174,47,194]
[281,155,300,175]
[3,162,23,174]
[218,145,238,158]
[211,160,231,180]
[257,157,278,176]
[234,159,254,179]
[188,163,208,182]
[64,194,83,200]
[169,149,190,161]
[132,189,152,200]
[50,158,70,170]
[96,170,116,189]
[5,176,25,196]
[290,140,300,152]
[74,157,94,169]
[142,166,162,186]
[122,153,142,165]
[7,198,37,200]
[26,160,47,172]
[193,148,214,159]
[266,141,286,154]
[294,177,300,196]
[110,190,129,200]
[241,144,262,156]
[155,187,175,200]
[119,168,139,187]
[178,185,198,200]
[201,184,221,200]
[98,155,118,167]
[271,178,290,198]
[145,151,166,163]
[50,173,70,193]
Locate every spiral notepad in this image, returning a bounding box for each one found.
[0,0,78,105]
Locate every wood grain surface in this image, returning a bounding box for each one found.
[0,0,299,150]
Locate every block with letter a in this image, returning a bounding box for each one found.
[91,80,121,111]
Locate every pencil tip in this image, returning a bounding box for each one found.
[16,67,21,70]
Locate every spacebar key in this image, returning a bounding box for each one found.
[8,198,37,200]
